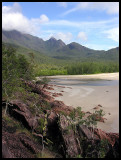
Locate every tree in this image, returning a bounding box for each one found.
[2,43,34,115]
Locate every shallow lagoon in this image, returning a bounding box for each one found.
[49,78,119,87]
[48,74,119,133]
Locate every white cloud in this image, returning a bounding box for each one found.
[43,32,73,43]
[103,27,119,42]
[44,17,118,29]
[90,2,119,15]
[2,12,34,34]
[78,32,87,41]
[31,14,49,24]
[54,32,72,43]
[40,14,49,23]
[2,2,21,13]
[2,3,49,34]
[85,43,118,51]
[62,2,119,16]
[57,2,67,8]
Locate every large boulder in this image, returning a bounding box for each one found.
[9,100,38,130]
[77,125,99,141]
[58,115,82,158]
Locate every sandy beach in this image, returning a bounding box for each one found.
[37,73,119,133]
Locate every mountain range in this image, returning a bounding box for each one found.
[2,30,119,62]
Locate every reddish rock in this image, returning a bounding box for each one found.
[93,106,100,110]
[22,80,54,102]
[78,125,99,141]
[2,141,14,158]
[50,100,73,115]
[9,100,38,130]
[52,93,63,97]
[98,104,102,107]
[93,128,119,146]
[2,119,42,158]
[47,111,57,126]
[58,115,82,158]
[46,86,54,90]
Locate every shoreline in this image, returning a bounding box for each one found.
[36,72,119,81]
[44,73,119,133]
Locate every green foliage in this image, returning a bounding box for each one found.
[35,68,67,76]
[98,139,109,158]
[2,43,34,99]
[66,61,119,75]
[95,109,105,117]
[69,108,76,120]
[2,43,35,115]
[41,77,50,85]
[37,118,45,134]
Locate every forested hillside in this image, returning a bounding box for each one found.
[2,30,119,76]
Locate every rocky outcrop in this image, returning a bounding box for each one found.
[8,100,38,130]
[52,92,63,97]
[93,128,119,146]
[2,119,42,158]
[58,115,81,158]
[77,125,99,141]
[23,80,54,102]
[50,100,73,115]
[2,80,119,158]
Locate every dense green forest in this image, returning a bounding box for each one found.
[66,61,119,75]
[2,43,119,78]
[2,43,34,100]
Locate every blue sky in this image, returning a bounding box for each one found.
[2,2,119,50]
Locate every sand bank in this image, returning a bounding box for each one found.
[37,72,119,81]
[45,73,119,133]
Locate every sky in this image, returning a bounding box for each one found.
[2,2,119,50]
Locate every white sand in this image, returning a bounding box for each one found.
[45,73,119,133]
[37,72,119,81]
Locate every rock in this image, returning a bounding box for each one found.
[50,100,73,115]
[77,125,99,141]
[23,80,54,101]
[93,106,100,110]
[45,85,54,90]
[52,93,63,97]
[19,133,41,154]
[95,115,106,123]
[2,119,42,158]
[47,111,57,126]
[58,115,81,158]
[2,141,14,158]
[93,128,119,146]
[98,104,102,107]
[9,100,38,130]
